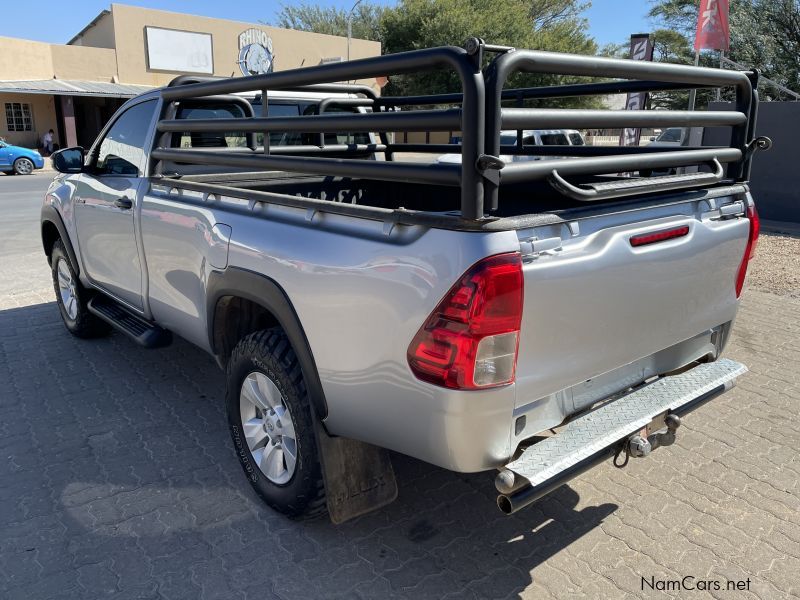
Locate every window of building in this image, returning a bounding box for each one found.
[4,102,34,132]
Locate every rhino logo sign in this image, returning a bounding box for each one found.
[238,28,274,76]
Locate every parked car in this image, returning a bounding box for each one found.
[648,127,688,147]
[0,139,44,175]
[42,40,765,523]
[437,128,586,164]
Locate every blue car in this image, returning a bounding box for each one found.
[0,139,45,175]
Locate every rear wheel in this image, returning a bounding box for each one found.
[50,240,110,338]
[13,157,34,175]
[226,328,326,519]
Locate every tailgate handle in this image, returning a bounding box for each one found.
[548,158,725,202]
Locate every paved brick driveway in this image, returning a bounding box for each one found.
[1,205,798,598]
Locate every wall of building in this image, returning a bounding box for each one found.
[69,11,116,49]
[108,4,381,87]
[0,36,118,83]
[0,4,383,151]
[0,93,59,148]
[1,5,381,88]
[51,45,118,81]
[0,37,55,80]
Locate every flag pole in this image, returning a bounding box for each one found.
[716,50,724,101]
[688,50,700,110]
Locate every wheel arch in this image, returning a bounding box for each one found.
[207,267,328,419]
[41,205,80,275]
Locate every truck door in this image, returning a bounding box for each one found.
[73,99,157,312]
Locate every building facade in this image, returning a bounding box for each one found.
[0,3,381,151]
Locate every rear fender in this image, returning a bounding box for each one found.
[206,267,328,420]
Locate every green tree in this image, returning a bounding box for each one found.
[274,0,599,105]
[648,0,800,100]
[274,2,387,42]
[380,0,597,103]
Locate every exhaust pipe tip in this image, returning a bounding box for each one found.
[497,494,514,514]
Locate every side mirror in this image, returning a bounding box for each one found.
[51,147,85,173]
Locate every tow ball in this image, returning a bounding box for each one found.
[626,413,681,458]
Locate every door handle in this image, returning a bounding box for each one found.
[114,197,133,210]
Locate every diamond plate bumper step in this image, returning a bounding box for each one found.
[496,358,747,514]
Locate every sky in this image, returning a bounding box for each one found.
[0,0,651,48]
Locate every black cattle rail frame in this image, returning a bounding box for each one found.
[151,37,768,222]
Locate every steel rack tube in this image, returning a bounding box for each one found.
[158,46,475,106]
[157,109,462,134]
[501,108,747,129]
[483,49,754,210]
[158,45,486,220]
[375,80,710,107]
[151,148,462,186]
[170,75,379,100]
[495,144,726,156]
[498,147,742,184]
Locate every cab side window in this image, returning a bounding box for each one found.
[94,100,157,176]
[568,133,585,146]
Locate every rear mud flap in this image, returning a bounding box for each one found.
[313,419,398,524]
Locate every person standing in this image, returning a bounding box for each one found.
[42,129,54,155]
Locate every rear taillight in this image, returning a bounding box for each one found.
[735,204,760,298]
[407,253,524,390]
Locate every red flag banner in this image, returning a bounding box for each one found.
[694,0,730,51]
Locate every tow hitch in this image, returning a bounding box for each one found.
[617,413,681,466]
[625,413,681,459]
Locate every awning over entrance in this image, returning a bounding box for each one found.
[0,79,153,98]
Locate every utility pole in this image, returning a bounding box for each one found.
[347,0,364,61]
[688,50,700,111]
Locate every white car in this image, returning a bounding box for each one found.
[648,127,687,147]
[437,129,585,164]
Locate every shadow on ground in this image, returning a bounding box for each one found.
[0,301,617,600]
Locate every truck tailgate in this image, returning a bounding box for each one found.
[514,191,750,419]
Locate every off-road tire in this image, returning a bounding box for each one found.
[226,328,327,519]
[50,240,111,338]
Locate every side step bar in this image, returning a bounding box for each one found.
[496,358,747,514]
[88,295,172,348]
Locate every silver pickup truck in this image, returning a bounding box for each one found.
[41,40,767,522]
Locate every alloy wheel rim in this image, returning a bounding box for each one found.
[17,159,33,174]
[56,258,78,320]
[239,371,298,484]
